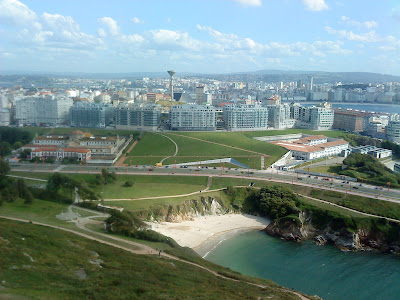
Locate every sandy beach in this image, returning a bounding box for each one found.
[149,214,270,256]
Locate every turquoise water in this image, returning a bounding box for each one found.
[205,231,400,300]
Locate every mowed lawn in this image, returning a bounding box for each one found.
[166,132,287,166]
[127,132,270,169]
[104,191,225,211]
[69,174,209,199]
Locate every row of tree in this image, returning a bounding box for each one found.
[0,159,34,205]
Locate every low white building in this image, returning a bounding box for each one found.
[352,145,392,159]
[271,135,349,160]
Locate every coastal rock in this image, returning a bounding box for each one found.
[314,235,327,245]
[155,197,228,223]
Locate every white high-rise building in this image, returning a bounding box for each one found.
[15,95,73,126]
[387,120,400,143]
[169,104,216,131]
[223,104,268,131]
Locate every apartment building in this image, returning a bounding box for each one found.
[70,102,114,128]
[15,95,73,126]
[169,105,217,131]
[223,104,268,131]
[115,103,161,131]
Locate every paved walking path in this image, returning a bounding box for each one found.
[157,133,179,164]
[167,132,270,157]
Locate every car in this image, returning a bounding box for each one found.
[359,184,363,186]
[180,166,184,168]
[342,181,346,183]
[375,187,379,190]
[308,175,311,178]
[298,177,303,180]
[353,186,359,189]
[165,166,169,168]
[213,167,217,169]
[184,166,188,168]
[315,176,318,179]
[148,168,153,171]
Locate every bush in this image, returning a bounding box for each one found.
[123,181,133,187]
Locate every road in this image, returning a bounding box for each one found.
[10,162,400,202]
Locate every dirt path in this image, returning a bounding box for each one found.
[298,194,400,223]
[0,213,310,300]
[167,132,270,157]
[103,187,224,202]
[114,140,139,167]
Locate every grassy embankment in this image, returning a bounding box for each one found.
[0,218,302,300]
[10,171,400,222]
[126,132,264,169]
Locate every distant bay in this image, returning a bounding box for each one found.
[206,230,400,300]
[282,102,400,114]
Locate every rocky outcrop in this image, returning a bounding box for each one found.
[143,196,230,223]
[264,211,400,254]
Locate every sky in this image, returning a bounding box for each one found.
[0,0,400,75]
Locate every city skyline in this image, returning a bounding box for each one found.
[1,0,400,75]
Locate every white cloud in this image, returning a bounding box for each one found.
[131,17,144,24]
[97,28,107,37]
[0,0,36,25]
[301,0,328,11]
[392,7,400,22]
[325,26,380,42]
[340,16,378,29]
[99,17,120,36]
[150,29,203,51]
[230,0,262,6]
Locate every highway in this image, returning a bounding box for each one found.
[9,162,400,202]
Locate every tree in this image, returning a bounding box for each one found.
[0,159,10,181]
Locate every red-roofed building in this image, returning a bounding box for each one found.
[271,135,349,160]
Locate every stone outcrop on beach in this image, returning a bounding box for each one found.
[264,210,400,253]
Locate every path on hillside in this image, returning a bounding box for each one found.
[0,213,310,300]
[7,175,47,182]
[156,133,179,164]
[298,194,400,223]
[167,132,270,157]
[12,166,399,203]
[104,176,218,201]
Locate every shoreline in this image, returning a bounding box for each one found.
[149,213,270,256]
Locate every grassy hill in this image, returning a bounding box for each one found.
[0,218,301,299]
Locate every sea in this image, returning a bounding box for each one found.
[282,102,400,115]
[205,230,400,300]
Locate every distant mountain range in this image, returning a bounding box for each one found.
[1,70,399,84]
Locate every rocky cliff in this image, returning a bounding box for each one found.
[139,196,231,223]
[264,211,400,254]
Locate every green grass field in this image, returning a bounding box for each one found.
[0,198,71,227]
[127,132,273,169]
[128,132,176,157]
[0,218,298,300]
[71,174,208,199]
[308,165,342,175]
[104,191,225,211]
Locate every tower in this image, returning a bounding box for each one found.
[308,76,314,92]
[167,70,176,101]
